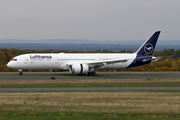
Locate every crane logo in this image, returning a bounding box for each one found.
[144,43,153,54]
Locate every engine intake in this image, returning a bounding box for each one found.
[69,63,89,74]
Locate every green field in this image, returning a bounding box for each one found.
[0,74,180,120]
[0,92,179,120]
[0,78,180,87]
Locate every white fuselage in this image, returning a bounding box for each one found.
[7,53,136,70]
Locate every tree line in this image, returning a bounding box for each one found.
[0,48,180,72]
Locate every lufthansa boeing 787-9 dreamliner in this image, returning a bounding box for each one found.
[7,31,161,76]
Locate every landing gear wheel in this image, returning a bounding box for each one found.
[78,73,86,75]
[92,72,97,76]
[87,72,97,76]
[19,72,23,75]
[87,72,90,76]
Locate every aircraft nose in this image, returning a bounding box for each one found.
[7,62,14,68]
[7,62,11,68]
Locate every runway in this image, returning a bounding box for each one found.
[1,72,180,78]
[0,87,179,92]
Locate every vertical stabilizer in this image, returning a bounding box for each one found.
[136,31,161,56]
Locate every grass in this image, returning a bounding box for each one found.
[0,112,179,120]
[0,78,180,87]
[0,92,179,113]
[0,92,179,119]
[0,115,178,120]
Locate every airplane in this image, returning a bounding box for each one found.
[7,31,161,76]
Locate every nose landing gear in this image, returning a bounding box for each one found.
[19,72,23,75]
[18,69,23,75]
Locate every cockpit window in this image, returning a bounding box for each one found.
[11,59,17,61]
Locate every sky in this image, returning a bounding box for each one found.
[0,0,180,41]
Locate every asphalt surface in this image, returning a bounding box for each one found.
[1,72,180,78]
[0,87,179,92]
[0,72,180,92]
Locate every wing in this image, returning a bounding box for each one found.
[65,56,153,69]
[86,58,131,68]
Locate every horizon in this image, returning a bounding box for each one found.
[1,38,180,44]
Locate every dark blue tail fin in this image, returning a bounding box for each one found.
[136,31,161,56]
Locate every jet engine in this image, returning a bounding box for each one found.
[69,63,89,74]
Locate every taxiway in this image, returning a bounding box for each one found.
[1,72,180,78]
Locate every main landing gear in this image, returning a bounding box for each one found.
[87,72,97,76]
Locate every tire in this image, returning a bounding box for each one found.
[93,72,97,76]
[87,72,97,76]
[89,72,92,76]
[19,72,23,75]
